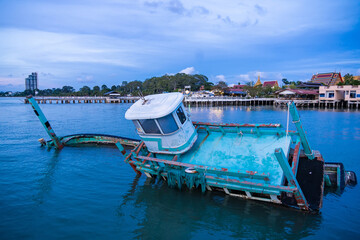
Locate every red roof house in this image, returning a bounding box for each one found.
[262,81,279,88]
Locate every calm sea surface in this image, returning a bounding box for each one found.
[0,97,359,239]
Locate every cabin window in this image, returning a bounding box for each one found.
[176,106,187,124]
[157,114,179,134]
[138,119,161,134]
[319,93,325,97]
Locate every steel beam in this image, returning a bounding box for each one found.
[27,96,64,149]
[288,101,315,160]
[275,148,309,211]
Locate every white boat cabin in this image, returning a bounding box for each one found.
[125,93,198,154]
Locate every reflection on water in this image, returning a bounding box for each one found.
[118,176,322,240]
[33,149,61,204]
[208,108,224,122]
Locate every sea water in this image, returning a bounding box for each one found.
[0,97,359,239]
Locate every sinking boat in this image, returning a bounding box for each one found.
[27,93,356,212]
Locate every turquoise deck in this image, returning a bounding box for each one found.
[159,130,291,186]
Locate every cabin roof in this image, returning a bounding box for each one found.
[125,92,184,120]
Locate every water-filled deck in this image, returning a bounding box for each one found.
[159,129,291,186]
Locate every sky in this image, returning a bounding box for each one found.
[0,0,359,91]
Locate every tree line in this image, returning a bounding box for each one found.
[2,72,358,98]
[2,73,213,97]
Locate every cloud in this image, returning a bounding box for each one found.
[254,4,266,16]
[167,0,185,14]
[179,67,195,74]
[237,74,250,82]
[215,74,226,82]
[76,75,94,84]
[144,0,209,16]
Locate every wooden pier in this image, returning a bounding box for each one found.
[24,96,360,109]
[24,96,140,104]
[184,97,274,107]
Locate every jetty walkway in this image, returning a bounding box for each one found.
[24,96,359,109]
[24,96,140,104]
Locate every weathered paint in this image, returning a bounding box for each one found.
[274,148,309,211]
[288,101,315,160]
[27,96,64,149]
[291,140,301,175]
[193,122,281,128]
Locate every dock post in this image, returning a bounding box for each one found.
[26,96,64,150]
[288,101,315,160]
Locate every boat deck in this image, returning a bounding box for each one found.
[159,130,291,186]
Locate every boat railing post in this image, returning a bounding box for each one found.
[27,95,64,149]
[274,148,309,211]
[288,101,315,160]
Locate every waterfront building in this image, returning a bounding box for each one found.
[319,85,360,101]
[104,91,121,98]
[253,76,279,89]
[263,81,279,88]
[277,89,318,100]
[311,72,343,86]
[225,84,247,97]
[25,72,38,91]
[297,82,322,89]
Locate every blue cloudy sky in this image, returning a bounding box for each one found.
[0,0,359,91]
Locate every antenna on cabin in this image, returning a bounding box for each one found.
[137,86,148,104]
[137,86,145,100]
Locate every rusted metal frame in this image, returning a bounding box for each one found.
[324,174,332,187]
[59,134,140,147]
[198,126,285,136]
[275,148,309,211]
[206,175,296,193]
[205,180,281,196]
[135,155,271,181]
[115,141,126,155]
[135,141,145,155]
[291,140,301,175]
[135,165,168,178]
[27,96,64,149]
[337,166,341,187]
[131,160,161,173]
[288,102,315,160]
[117,140,142,175]
[193,121,281,128]
[219,126,226,135]
[129,153,142,175]
[195,168,270,181]
[135,144,160,169]
[131,141,143,154]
